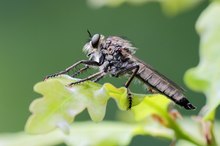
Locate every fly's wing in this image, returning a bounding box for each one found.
[142,62,186,92]
[122,50,185,92]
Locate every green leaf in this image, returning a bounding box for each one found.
[104,83,146,110]
[1,121,174,146]
[25,75,173,134]
[161,0,204,16]
[132,94,171,121]
[87,0,204,15]
[176,140,198,146]
[184,2,220,121]
[26,75,109,134]
[61,122,136,146]
[214,121,220,145]
[176,118,206,145]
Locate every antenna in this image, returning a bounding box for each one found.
[87,29,92,38]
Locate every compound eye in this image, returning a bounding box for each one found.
[91,34,100,48]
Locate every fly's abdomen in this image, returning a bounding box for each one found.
[136,63,195,110]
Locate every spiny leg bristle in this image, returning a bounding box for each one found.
[127,90,133,110]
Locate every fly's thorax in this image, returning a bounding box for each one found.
[103,36,137,54]
[100,36,137,54]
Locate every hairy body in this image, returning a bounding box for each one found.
[46,33,195,110]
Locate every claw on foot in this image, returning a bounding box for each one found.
[44,73,61,80]
[63,82,75,88]
[68,82,75,87]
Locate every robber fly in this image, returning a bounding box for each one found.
[45,31,196,110]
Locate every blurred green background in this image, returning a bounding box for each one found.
[0,0,210,145]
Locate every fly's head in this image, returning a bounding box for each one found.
[83,32,137,66]
[83,33,105,63]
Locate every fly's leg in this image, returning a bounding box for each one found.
[71,65,89,77]
[68,71,104,86]
[125,66,139,109]
[124,65,139,88]
[114,65,140,109]
[92,73,105,82]
[44,70,69,80]
[45,60,100,80]
[72,62,109,82]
